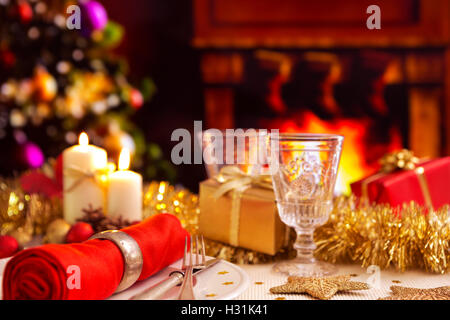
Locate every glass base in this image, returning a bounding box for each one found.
[273,259,338,277]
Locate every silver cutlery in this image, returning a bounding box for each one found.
[130,235,214,300]
[177,235,206,300]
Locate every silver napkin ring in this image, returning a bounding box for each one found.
[89,230,143,293]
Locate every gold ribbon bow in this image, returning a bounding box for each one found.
[212,166,273,247]
[380,149,420,173]
[64,165,113,193]
[363,149,433,210]
[213,166,273,199]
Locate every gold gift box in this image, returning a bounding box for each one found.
[199,179,288,255]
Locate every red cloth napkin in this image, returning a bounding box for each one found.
[2,213,189,300]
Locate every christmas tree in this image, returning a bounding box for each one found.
[0,0,175,181]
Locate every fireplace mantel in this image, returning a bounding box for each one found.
[193,0,449,49]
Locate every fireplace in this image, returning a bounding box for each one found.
[192,0,450,192]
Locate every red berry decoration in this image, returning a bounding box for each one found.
[66,222,95,243]
[129,88,144,109]
[0,235,20,259]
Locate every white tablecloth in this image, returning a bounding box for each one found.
[1,256,449,300]
[236,263,450,300]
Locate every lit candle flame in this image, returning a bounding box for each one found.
[118,148,130,170]
[79,132,89,146]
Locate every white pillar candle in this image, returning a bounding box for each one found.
[63,132,108,224]
[107,148,142,222]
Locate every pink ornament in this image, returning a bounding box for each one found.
[80,1,108,36]
[22,142,44,169]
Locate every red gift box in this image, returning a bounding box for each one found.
[351,157,450,209]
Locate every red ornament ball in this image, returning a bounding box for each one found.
[129,89,144,109]
[66,222,95,243]
[0,50,16,68]
[17,2,33,24]
[0,235,20,259]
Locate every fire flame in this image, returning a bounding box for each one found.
[272,112,402,194]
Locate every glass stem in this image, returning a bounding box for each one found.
[294,228,316,264]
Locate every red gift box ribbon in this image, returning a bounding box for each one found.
[361,150,433,210]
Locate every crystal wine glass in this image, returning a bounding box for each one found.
[267,133,344,276]
[199,129,268,177]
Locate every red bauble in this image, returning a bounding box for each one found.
[130,89,144,109]
[0,235,19,259]
[0,50,16,68]
[66,222,95,243]
[17,2,33,24]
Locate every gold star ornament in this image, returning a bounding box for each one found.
[270,275,369,300]
[380,286,450,300]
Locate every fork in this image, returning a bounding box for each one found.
[177,234,206,300]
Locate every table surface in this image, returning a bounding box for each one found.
[1,256,449,300]
[236,263,450,300]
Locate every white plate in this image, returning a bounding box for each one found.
[109,257,250,300]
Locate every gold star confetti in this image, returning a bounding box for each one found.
[217,271,229,275]
[379,286,450,300]
[222,281,234,285]
[274,297,286,300]
[270,275,369,300]
[255,282,264,285]
[205,293,217,297]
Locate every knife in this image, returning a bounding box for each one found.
[129,258,221,300]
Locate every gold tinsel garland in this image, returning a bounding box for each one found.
[0,178,62,245]
[314,195,450,274]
